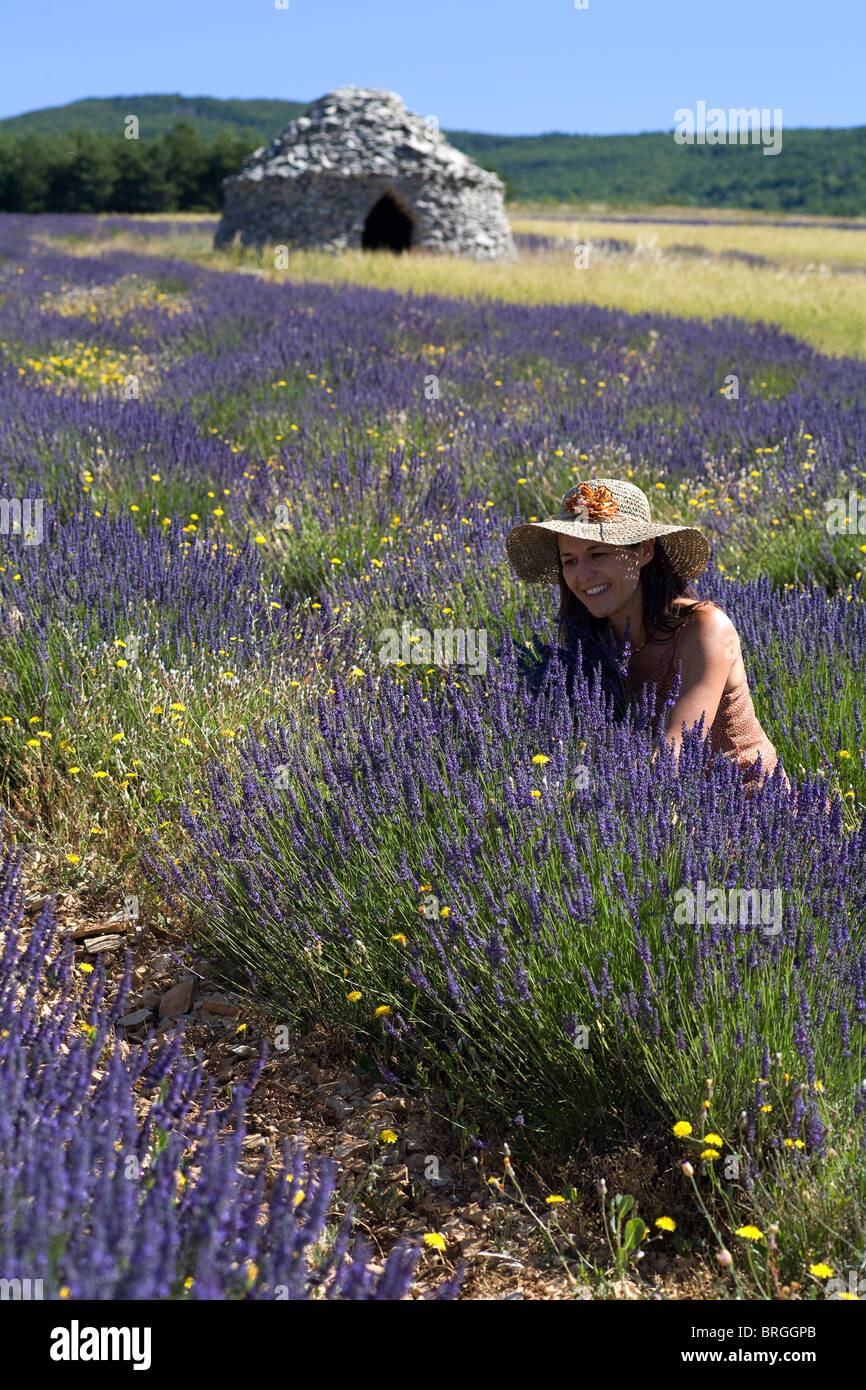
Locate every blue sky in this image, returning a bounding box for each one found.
[4,0,864,134]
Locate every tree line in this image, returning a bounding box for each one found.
[0,122,256,214]
[0,118,863,216]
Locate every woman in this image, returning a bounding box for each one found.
[506,477,788,792]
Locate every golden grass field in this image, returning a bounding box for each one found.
[47,203,866,360]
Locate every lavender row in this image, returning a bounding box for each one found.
[0,841,456,1300]
[2,215,865,521]
[142,590,866,1146]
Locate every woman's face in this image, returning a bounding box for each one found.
[557,534,655,619]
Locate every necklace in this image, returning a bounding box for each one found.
[627,633,649,658]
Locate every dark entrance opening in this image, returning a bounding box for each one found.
[362,194,413,252]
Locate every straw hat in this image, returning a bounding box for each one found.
[505,477,710,584]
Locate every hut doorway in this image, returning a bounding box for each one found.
[362,193,414,252]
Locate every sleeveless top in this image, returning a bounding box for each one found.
[630,601,785,789]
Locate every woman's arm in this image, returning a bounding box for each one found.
[663,606,739,769]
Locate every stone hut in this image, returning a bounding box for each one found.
[214,87,516,261]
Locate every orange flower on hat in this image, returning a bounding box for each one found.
[563,483,619,521]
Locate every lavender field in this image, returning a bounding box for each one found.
[1,211,865,1300]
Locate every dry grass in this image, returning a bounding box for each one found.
[514,214,866,269]
[53,206,866,361]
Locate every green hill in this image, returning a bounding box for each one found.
[0,94,307,143]
[0,94,863,216]
[449,127,866,215]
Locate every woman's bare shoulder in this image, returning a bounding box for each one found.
[673,597,727,623]
[676,601,740,661]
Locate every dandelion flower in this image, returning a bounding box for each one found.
[532,754,550,765]
[704,1133,724,1147]
[655,1216,676,1232]
[380,1129,398,1144]
[810,1263,834,1279]
[66,854,80,864]
[374,1005,391,1018]
[423,1232,446,1252]
[292,1189,305,1207]
[390,934,407,945]
[78,963,94,973]
[735,1226,764,1241]
[700,1149,720,1161]
[546,1195,566,1204]
[673,1121,692,1138]
[347,991,362,1002]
